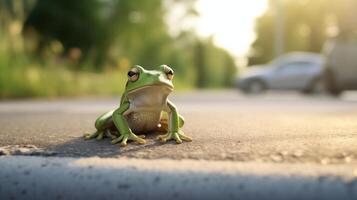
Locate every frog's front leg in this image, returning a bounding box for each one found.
[110,101,146,146]
[157,100,192,144]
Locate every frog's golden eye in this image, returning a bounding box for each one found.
[127,68,139,82]
[163,65,174,80]
[166,70,174,80]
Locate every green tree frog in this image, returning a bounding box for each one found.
[84,65,192,146]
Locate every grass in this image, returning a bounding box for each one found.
[0,51,128,99]
[0,59,192,99]
[0,66,127,99]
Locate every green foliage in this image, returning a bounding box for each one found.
[24,0,108,65]
[194,38,236,88]
[0,49,126,98]
[0,0,238,98]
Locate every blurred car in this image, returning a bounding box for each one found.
[237,52,324,94]
[323,34,357,96]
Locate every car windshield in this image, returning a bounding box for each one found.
[269,56,292,68]
[269,54,322,69]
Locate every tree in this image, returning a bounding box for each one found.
[24,0,107,66]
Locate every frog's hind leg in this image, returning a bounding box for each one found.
[84,109,116,140]
[156,113,184,132]
[156,118,169,133]
[84,130,106,140]
[105,128,119,140]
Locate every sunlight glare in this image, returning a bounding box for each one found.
[195,0,267,58]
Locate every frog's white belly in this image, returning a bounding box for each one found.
[125,85,172,133]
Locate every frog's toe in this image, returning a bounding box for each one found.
[174,136,183,144]
[111,135,124,144]
[130,134,146,144]
[96,131,104,140]
[157,131,192,144]
[178,131,192,142]
[157,133,170,142]
[84,131,99,140]
[120,137,128,147]
[111,133,146,146]
[172,133,182,144]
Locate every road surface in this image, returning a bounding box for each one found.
[1,91,357,163]
[1,91,357,199]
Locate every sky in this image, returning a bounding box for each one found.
[194,0,267,58]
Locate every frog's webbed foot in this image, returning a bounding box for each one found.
[157,131,192,144]
[111,132,146,147]
[84,129,117,141]
[84,131,105,140]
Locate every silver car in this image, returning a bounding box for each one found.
[237,52,324,94]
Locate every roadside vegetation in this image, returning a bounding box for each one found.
[0,0,236,99]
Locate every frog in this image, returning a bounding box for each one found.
[84,65,192,146]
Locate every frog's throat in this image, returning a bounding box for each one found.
[126,83,173,95]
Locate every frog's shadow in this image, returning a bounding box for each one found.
[48,132,176,158]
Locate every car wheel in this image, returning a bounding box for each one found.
[303,78,324,94]
[246,80,266,94]
[324,68,342,97]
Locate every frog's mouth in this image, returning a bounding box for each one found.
[127,83,173,95]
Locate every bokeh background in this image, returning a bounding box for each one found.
[0,0,356,98]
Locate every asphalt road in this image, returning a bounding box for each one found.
[2,156,357,200]
[2,90,357,199]
[1,90,357,163]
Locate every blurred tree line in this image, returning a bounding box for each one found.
[249,0,357,65]
[0,0,237,98]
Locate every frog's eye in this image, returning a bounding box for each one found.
[162,65,174,80]
[127,68,139,82]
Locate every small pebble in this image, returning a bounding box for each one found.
[320,158,330,165]
[345,157,352,163]
[270,154,283,162]
[293,150,304,157]
[279,151,289,156]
